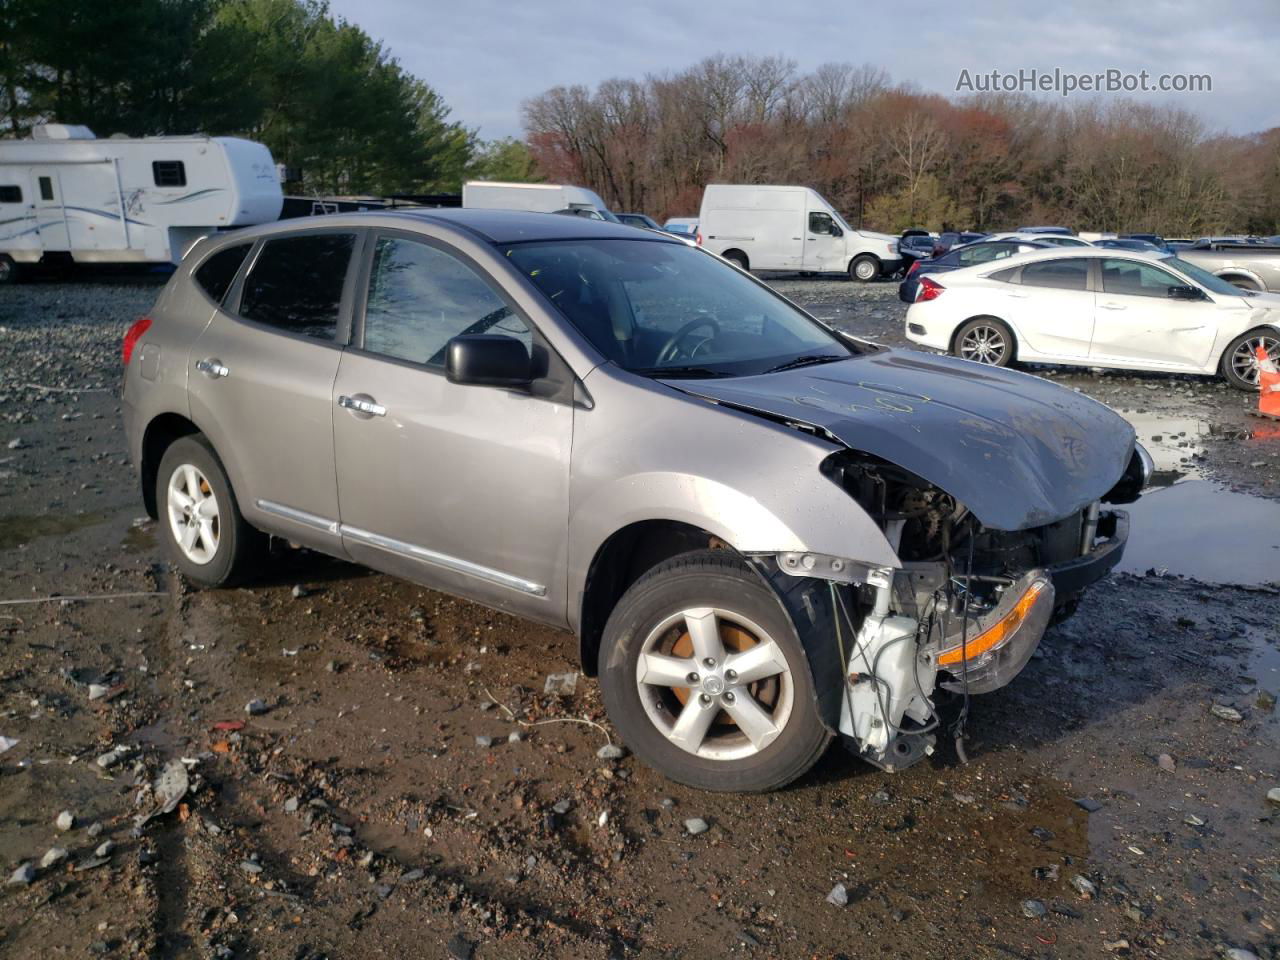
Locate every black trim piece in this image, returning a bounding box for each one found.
[1047,510,1128,595]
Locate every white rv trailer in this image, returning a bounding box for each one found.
[0,124,282,281]
[462,180,618,221]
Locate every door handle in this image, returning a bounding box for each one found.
[195,358,229,378]
[338,394,386,417]
[1098,303,1127,311]
[1006,292,1030,299]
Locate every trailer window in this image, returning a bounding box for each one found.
[153,161,187,188]
[239,233,356,341]
[0,185,21,203]
[38,177,54,201]
[195,244,252,306]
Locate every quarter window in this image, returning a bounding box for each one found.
[239,234,356,340]
[0,185,21,203]
[152,161,187,188]
[1020,258,1089,291]
[1100,258,1184,298]
[957,243,1016,267]
[363,236,529,367]
[194,244,252,306]
[38,176,54,201]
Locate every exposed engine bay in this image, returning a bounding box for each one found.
[772,449,1140,772]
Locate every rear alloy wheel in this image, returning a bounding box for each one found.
[0,254,17,285]
[599,550,829,792]
[157,435,262,587]
[722,250,748,271]
[849,255,879,282]
[1221,328,1280,391]
[954,317,1015,367]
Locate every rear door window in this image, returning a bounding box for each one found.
[362,235,530,367]
[194,244,252,306]
[1020,258,1090,291]
[239,233,356,341]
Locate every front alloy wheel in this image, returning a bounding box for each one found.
[600,550,830,792]
[636,606,793,761]
[1222,329,1280,390]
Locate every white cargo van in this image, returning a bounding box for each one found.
[698,184,901,281]
[0,124,282,282]
[462,181,618,221]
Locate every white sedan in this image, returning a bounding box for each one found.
[904,247,1280,389]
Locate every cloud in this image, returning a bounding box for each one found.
[328,0,1278,138]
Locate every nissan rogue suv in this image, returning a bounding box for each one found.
[123,210,1147,792]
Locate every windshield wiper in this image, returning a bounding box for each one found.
[764,354,846,374]
[636,365,733,379]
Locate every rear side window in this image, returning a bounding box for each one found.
[989,265,1020,283]
[239,234,356,340]
[153,161,187,188]
[0,185,21,203]
[1020,258,1089,291]
[194,244,252,306]
[38,176,54,201]
[362,236,529,366]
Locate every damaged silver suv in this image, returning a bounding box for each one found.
[122,211,1148,792]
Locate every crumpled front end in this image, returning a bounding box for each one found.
[774,448,1138,772]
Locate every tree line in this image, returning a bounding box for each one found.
[523,55,1280,236]
[0,0,538,195]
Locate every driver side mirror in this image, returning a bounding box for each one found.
[1167,284,1203,301]
[830,224,843,238]
[445,334,532,389]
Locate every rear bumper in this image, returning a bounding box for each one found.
[1046,509,1128,596]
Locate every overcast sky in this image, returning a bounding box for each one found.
[327,0,1278,140]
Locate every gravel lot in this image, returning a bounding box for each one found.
[0,274,1276,959]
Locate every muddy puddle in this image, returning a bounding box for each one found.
[0,510,110,550]
[1116,411,1280,586]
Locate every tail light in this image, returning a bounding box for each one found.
[123,315,152,366]
[907,261,921,277]
[917,277,945,302]
[695,230,703,246]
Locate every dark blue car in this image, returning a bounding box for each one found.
[898,238,1048,303]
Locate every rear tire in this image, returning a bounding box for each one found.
[0,254,17,285]
[1220,328,1280,391]
[722,250,749,271]
[599,550,830,792]
[952,317,1016,367]
[157,435,263,587]
[849,255,879,282]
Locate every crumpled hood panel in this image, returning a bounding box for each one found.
[670,349,1136,531]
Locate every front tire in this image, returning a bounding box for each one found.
[849,255,879,282]
[1220,328,1280,391]
[157,435,262,587]
[953,317,1016,367]
[599,551,830,792]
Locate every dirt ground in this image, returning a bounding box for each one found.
[1,274,1277,960]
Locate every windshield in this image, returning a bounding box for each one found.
[1164,256,1250,297]
[506,239,854,377]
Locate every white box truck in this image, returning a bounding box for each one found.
[462,180,618,221]
[698,184,901,281]
[0,124,282,282]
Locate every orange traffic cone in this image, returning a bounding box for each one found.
[1257,343,1280,420]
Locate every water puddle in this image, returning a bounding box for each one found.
[0,511,110,550]
[1113,411,1280,585]
[1116,480,1280,584]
